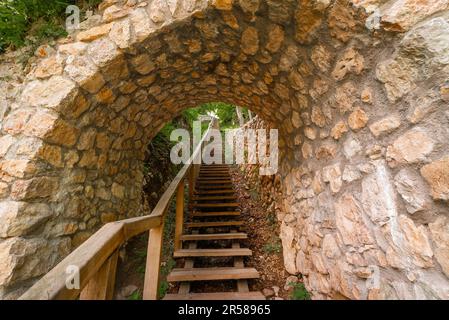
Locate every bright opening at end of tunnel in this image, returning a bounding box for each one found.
[169,120,279,175]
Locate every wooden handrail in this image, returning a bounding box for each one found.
[19,118,217,300]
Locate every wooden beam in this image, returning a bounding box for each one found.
[180,233,247,241]
[143,219,165,300]
[174,248,252,258]
[167,267,259,282]
[19,223,125,300]
[174,180,185,251]
[186,221,244,228]
[178,230,198,295]
[79,250,119,300]
[164,292,265,300]
[232,230,249,293]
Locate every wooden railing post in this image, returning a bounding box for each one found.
[174,179,185,251]
[79,249,119,300]
[188,166,195,214]
[189,166,194,201]
[143,218,165,300]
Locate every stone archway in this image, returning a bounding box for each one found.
[1,0,449,299]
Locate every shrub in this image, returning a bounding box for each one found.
[0,0,102,52]
[290,283,311,300]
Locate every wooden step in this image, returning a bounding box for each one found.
[199,176,230,179]
[186,221,244,228]
[193,195,237,201]
[202,165,229,167]
[192,211,240,217]
[200,171,229,174]
[196,185,234,189]
[195,189,235,195]
[174,248,251,258]
[163,291,265,300]
[197,180,232,184]
[167,267,258,281]
[198,177,231,181]
[193,203,239,209]
[199,170,229,174]
[180,233,247,241]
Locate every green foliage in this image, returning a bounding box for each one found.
[182,102,245,130]
[0,0,69,51]
[290,283,311,300]
[0,0,101,52]
[263,237,282,254]
[158,258,176,297]
[266,211,277,226]
[128,290,142,301]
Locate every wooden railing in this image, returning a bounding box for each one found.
[19,119,218,300]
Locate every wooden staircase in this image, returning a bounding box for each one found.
[164,164,265,300]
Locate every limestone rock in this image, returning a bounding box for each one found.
[311,44,333,73]
[266,24,284,53]
[21,77,77,109]
[0,237,70,288]
[386,129,434,166]
[322,234,341,259]
[322,163,342,194]
[294,2,323,44]
[407,92,439,124]
[315,143,337,161]
[361,161,397,226]
[280,222,298,275]
[241,27,259,55]
[237,0,258,14]
[420,156,449,201]
[0,136,16,158]
[394,169,431,214]
[342,165,362,183]
[76,23,113,42]
[0,202,52,238]
[335,82,357,115]
[361,87,373,104]
[369,115,401,137]
[262,288,275,298]
[399,215,434,268]
[304,127,317,140]
[331,121,348,140]
[380,0,449,32]
[376,59,417,102]
[11,177,59,201]
[343,137,362,159]
[328,0,358,42]
[110,19,132,49]
[102,5,130,23]
[33,56,63,79]
[87,38,121,67]
[429,216,449,277]
[335,193,374,247]
[311,106,326,128]
[348,108,369,131]
[65,55,105,94]
[332,48,364,81]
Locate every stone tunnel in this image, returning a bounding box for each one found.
[0,0,449,299]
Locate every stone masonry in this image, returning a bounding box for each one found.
[0,0,449,299]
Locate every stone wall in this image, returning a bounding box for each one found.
[0,0,449,299]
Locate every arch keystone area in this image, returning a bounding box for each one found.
[1,0,449,299]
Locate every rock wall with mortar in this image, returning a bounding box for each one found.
[0,0,448,299]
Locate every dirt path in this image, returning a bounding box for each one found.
[229,166,293,300]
